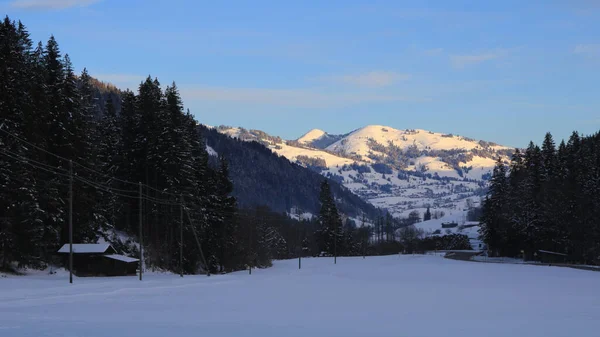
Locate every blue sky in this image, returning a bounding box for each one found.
[3,0,600,147]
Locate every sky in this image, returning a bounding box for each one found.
[2,0,599,147]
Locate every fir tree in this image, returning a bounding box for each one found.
[316,180,342,255]
[480,158,508,257]
[424,207,432,221]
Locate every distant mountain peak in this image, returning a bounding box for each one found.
[294,128,345,149]
[297,129,327,144]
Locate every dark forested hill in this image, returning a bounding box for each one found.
[201,125,379,219]
[76,79,378,220]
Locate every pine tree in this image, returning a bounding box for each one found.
[505,149,525,256]
[316,180,342,255]
[34,35,68,258]
[0,18,44,267]
[64,57,98,243]
[96,92,122,230]
[424,207,432,221]
[539,132,561,252]
[480,158,508,256]
[210,156,237,272]
[517,143,543,259]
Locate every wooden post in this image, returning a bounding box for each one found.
[180,194,183,278]
[334,221,337,265]
[69,160,73,284]
[299,256,301,269]
[139,182,143,281]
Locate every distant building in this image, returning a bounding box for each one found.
[57,244,139,277]
[441,222,458,229]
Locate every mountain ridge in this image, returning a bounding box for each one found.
[214,124,514,218]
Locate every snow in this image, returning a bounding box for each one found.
[297,128,327,144]
[1,255,598,337]
[103,254,139,263]
[272,141,354,167]
[326,125,511,156]
[206,145,218,157]
[215,124,509,218]
[413,212,469,233]
[288,208,314,221]
[56,243,112,254]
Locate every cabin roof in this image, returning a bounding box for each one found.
[57,243,114,254]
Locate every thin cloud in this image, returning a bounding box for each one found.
[318,71,411,88]
[450,50,506,68]
[573,44,600,56]
[180,87,422,108]
[9,0,100,10]
[423,48,444,56]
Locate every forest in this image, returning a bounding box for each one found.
[2,17,437,274]
[480,131,600,264]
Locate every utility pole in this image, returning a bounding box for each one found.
[69,160,73,284]
[298,228,302,270]
[183,205,210,276]
[139,182,143,281]
[180,194,183,278]
[334,220,337,265]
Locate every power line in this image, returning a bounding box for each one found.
[0,126,180,197]
[2,139,319,221]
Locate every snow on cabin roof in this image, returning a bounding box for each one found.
[57,243,113,254]
[103,254,139,263]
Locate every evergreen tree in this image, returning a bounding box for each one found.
[424,207,432,221]
[539,132,561,251]
[316,180,342,255]
[0,18,44,267]
[480,158,508,257]
[504,149,525,256]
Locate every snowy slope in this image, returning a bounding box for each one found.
[2,255,598,337]
[297,128,327,144]
[273,142,354,167]
[327,125,510,155]
[296,128,345,149]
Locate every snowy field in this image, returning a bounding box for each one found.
[1,255,599,337]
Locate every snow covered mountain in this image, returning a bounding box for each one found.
[296,129,346,149]
[213,125,514,219]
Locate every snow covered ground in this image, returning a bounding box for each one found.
[1,255,598,337]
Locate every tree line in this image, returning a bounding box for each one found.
[0,17,402,274]
[480,131,600,264]
[0,17,246,273]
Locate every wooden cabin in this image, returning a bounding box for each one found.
[57,243,139,276]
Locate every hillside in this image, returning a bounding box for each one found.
[200,126,379,219]
[214,125,514,218]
